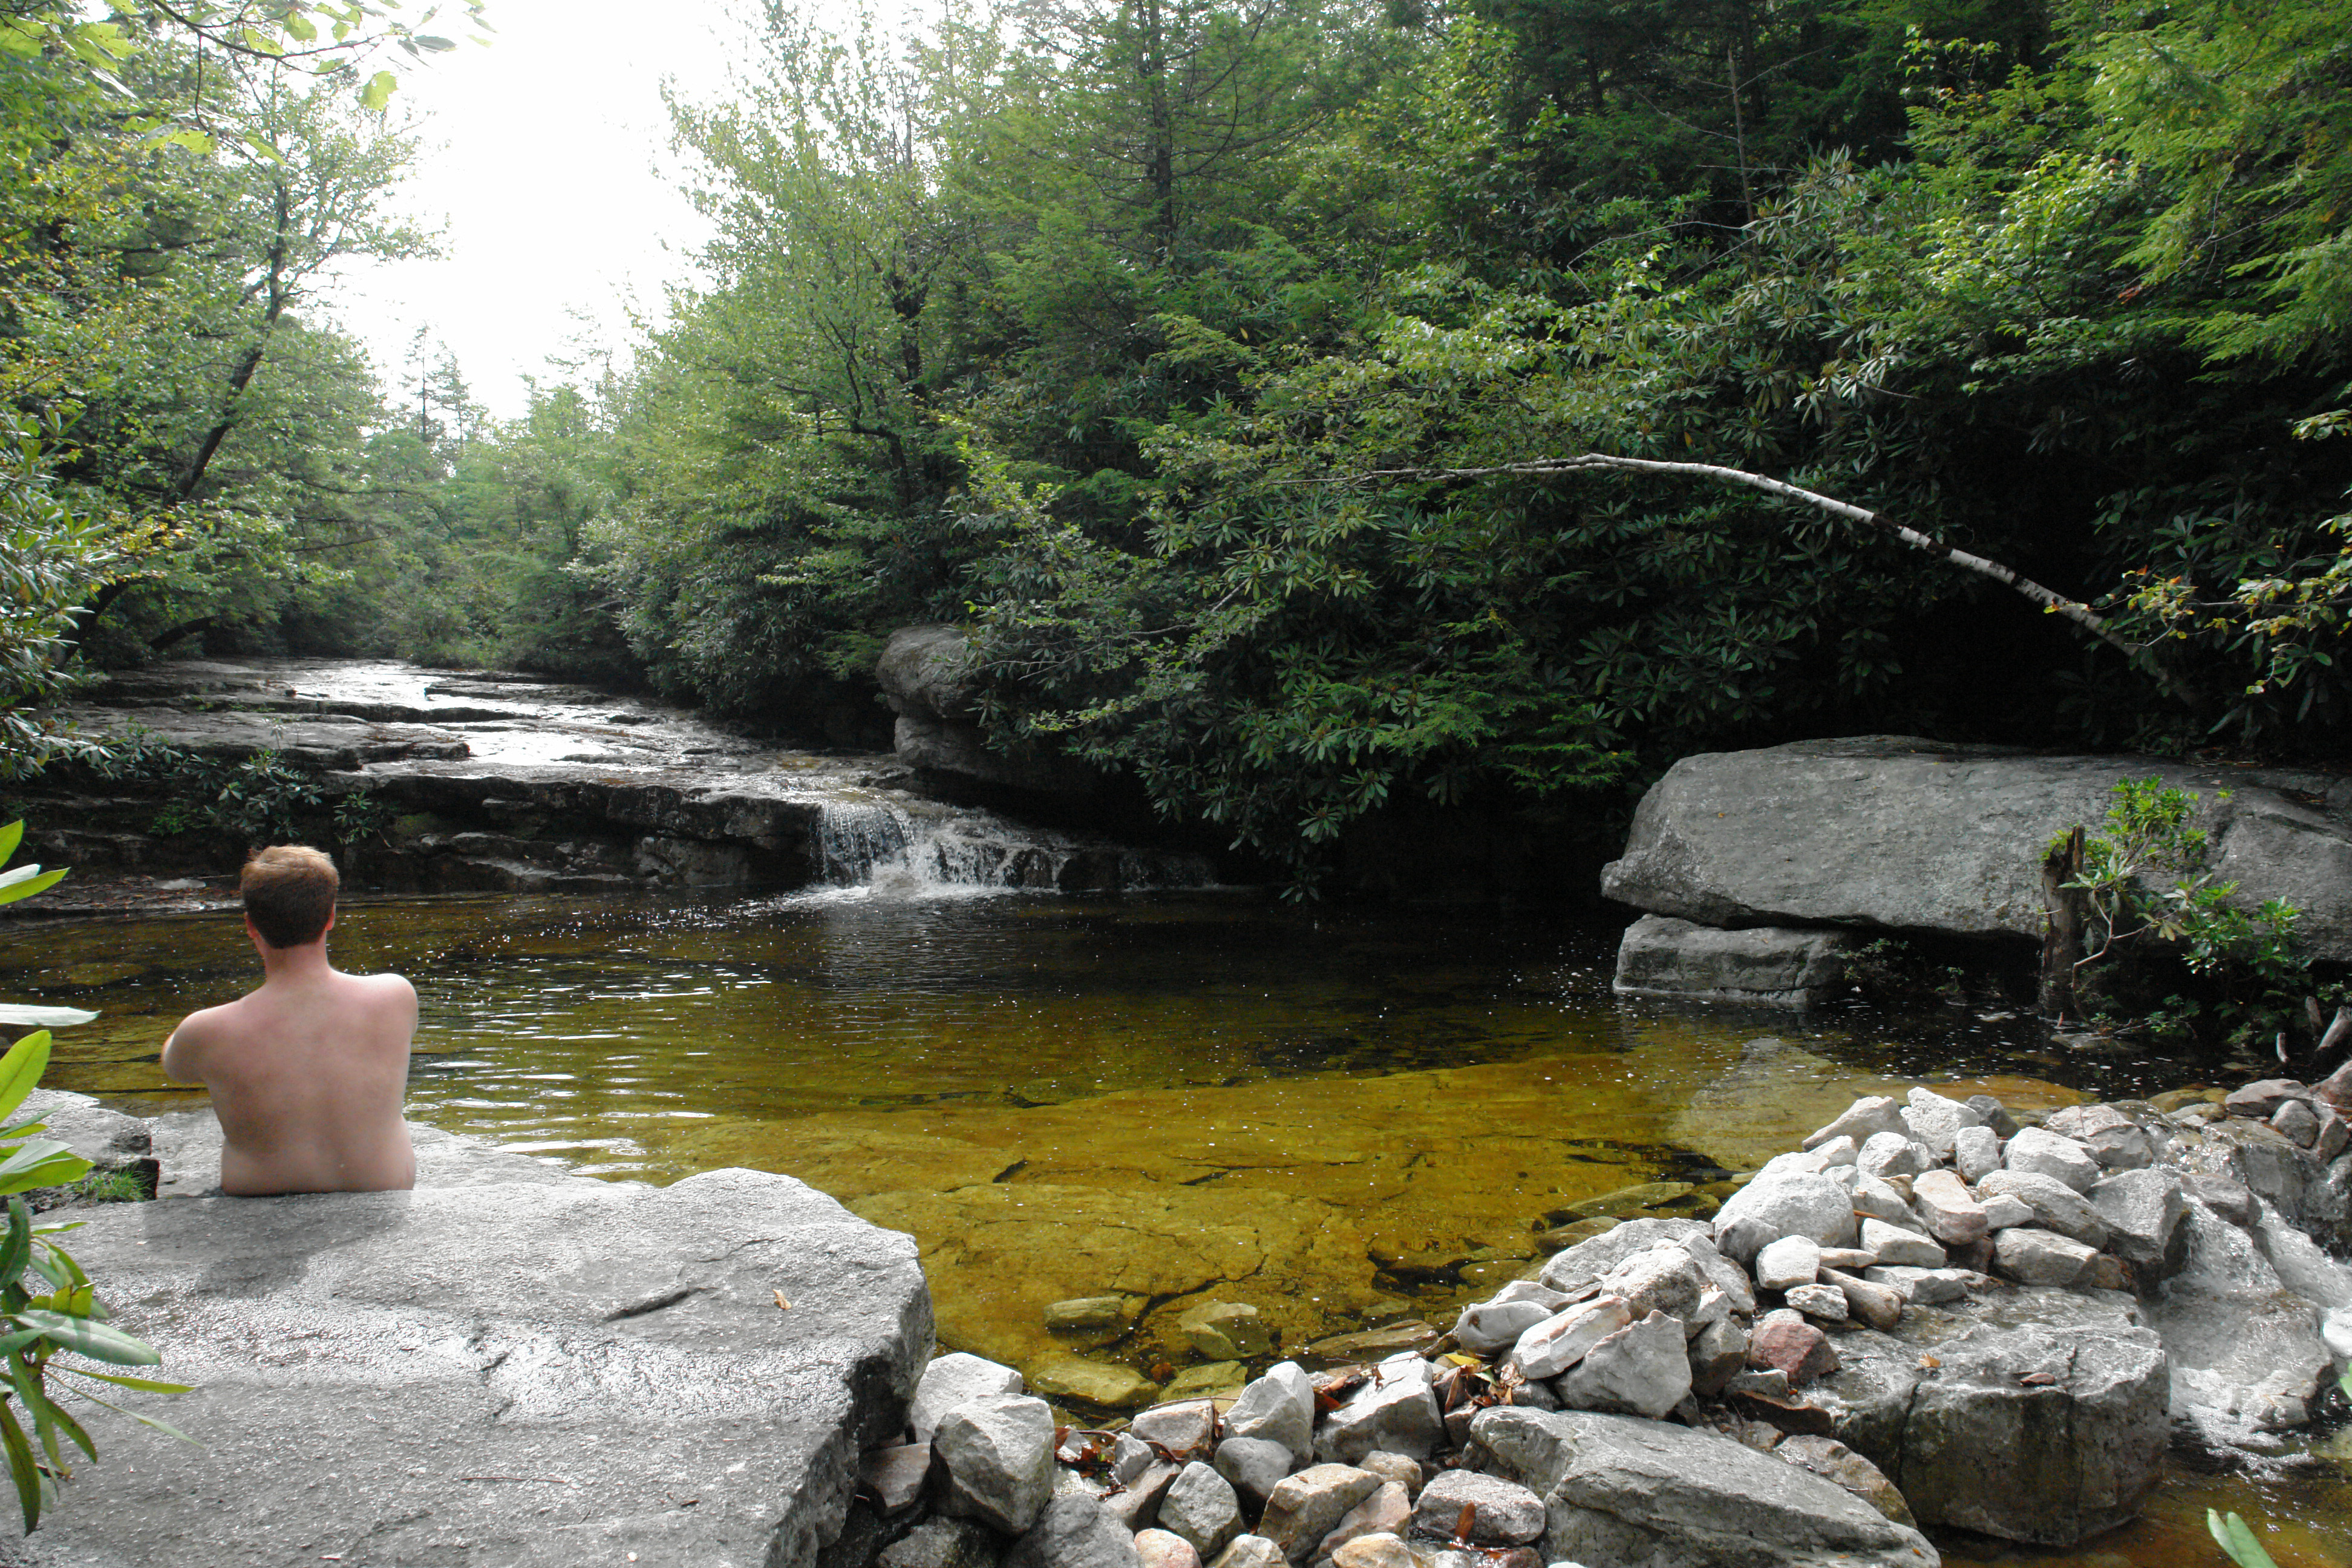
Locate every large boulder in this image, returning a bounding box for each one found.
[1469,1406,1939,1568]
[11,1167,934,1568]
[876,626,1094,797]
[1599,737,2352,961]
[1811,1288,2167,1544]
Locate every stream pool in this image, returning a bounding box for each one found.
[5,886,2346,1566]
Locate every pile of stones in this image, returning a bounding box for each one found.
[846,1079,2352,1568]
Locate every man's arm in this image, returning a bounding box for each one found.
[160,1009,217,1084]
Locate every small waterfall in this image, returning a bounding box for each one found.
[809,799,1211,895]
[812,800,918,883]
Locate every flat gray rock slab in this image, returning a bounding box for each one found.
[6,1168,933,1567]
[1601,736,2352,960]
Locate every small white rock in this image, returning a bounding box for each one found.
[1754,1235,1822,1293]
[1952,1124,2004,1183]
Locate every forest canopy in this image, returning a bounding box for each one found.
[5,0,2351,883]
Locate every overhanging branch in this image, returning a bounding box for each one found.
[1336,453,2153,671]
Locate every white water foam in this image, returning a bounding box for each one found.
[807,798,1209,900]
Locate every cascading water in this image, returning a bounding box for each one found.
[809,797,1211,895]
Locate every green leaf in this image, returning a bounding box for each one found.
[54,1368,191,1396]
[17,1312,160,1366]
[361,70,397,110]
[0,867,65,907]
[2209,1510,2280,1568]
[61,1388,197,1446]
[0,1152,91,1198]
[0,1400,37,1533]
[0,1200,31,1290]
[0,823,24,866]
[0,1035,51,1131]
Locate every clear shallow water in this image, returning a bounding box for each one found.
[4,886,2346,1566]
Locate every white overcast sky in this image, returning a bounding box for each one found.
[324,0,763,419]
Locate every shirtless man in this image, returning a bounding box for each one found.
[162,845,417,1195]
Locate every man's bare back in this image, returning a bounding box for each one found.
[162,847,417,1196]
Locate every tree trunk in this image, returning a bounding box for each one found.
[2039,825,2085,1018]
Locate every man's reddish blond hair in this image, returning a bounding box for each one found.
[241,845,338,949]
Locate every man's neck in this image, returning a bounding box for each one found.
[256,940,336,985]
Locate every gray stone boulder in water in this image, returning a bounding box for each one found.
[1599,736,2352,961]
[1710,1171,1858,1263]
[1612,915,1854,1007]
[15,1167,933,1568]
[1314,1355,1443,1463]
[2150,1198,2340,1436]
[1469,1406,1939,1568]
[877,626,1094,797]
[1224,1361,1318,1462]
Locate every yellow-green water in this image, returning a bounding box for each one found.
[3,887,2345,1566]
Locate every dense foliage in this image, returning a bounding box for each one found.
[534,0,2352,885]
[10,0,2352,891]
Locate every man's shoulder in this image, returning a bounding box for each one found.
[332,967,414,991]
[339,970,417,1008]
[172,995,249,1039]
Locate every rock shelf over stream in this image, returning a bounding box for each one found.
[864,1070,2352,1567]
[21,657,1211,903]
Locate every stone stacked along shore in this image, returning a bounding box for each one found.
[851,1077,2352,1568]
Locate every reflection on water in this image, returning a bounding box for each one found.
[1,886,2343,1566]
